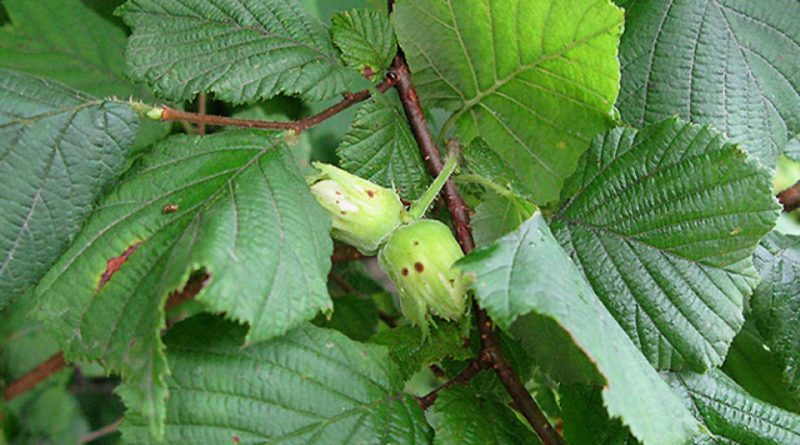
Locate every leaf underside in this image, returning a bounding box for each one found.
[392,0,623,205]
[458,214,698,445]
[550,118,779,371]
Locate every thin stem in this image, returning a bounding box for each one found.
[160,77,395,133]
[3,352,66,401]
[5,278,207,402]
[196,93,207,135]
[78,417,122,444]
[778,180,800,212]
[417,360,487,409]
[391,48,564,445]
[407,153,459,221]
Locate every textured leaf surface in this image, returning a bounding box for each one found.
[337,92,430,198]
[457,214,699,445]
[750,232,800,401]
[120,0,353,103]
[667,370,800,444]
[432,386,538,445]
[472,192,535,247]
[550,118,779,371]
[33,131,332,436]
[0,70,137,307]
[122,316,432,444]
[331,9,396,77]
[0,0,169,149]
[723,322,800,412]
[461,138,533,200]
[618,0,800,166]
[370,324,471,381]
[392,0,623,204]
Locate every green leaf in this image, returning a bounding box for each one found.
[749,231,800,401]
[370,324,471,381]
[472,192,535,247]
[121,315,433,444]
[337,92,430,199]
[0,0,143,99]
[0,0,169,150]
[392,0,623,204]
[331,9,396,78]
[1,292,59,380]
[666,369,800,444]
[432,385,538,445]
[316,295,379,342]
[617,0,800,167]
[0,69,138,307]
[1,296,89,445]
[461,138,533,201]
[33,130,333,437]
[722,322,800,412]
[549,118,780,371]
[4,372,89,445]
[119,0,354,104]
[560,384,639,445]
[457,214,699,445]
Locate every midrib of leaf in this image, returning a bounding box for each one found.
[0,100,102,129]
[553,147,764,273]
[0,110,81,274]
[130,9,337,65]
[35,145,274,297]
[437,1,621,138]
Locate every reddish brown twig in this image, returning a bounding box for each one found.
[391,46,564,444]
[778,180,800,212]
[417,360,487,409]
[3,352,66,401]
[5,276,207,402]
[160,77,395,133]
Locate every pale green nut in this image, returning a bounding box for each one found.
[309,162,405,255]
[379,220,468,333]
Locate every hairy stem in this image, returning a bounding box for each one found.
[160,77,395,133]
[391,49,564,444]
[778,180,800,212]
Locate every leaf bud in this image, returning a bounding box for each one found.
[378,220,468,332]
[309,162,405,255]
